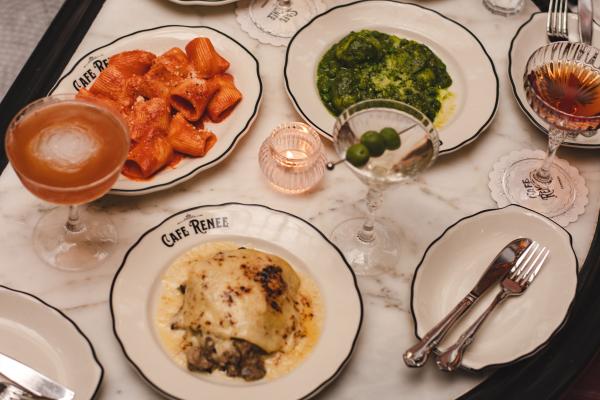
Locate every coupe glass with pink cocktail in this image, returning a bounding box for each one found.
[5,94,129,271]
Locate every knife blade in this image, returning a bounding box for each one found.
[0,352,74,400]
[469,239,531,297]
[403,238,532,368]
[579,0,593,44]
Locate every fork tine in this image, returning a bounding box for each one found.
[527,248,550,284]
[510,242,539,279]
[550,0,557,35]
[560,0,568,38]
[509,242,534,278]
[508,248,526,275]
[547,0,555,34]
[554,0,560,35]
[517,245,546,284]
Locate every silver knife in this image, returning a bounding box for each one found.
[0,352,74,400]
[579,0,593,44]
[403,238,532,367]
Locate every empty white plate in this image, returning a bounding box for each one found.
[0,285,103,398]
[51,25,262,195]
[111,203,362,399]
[509,12,600,149]
[411,204,577,371]
[285,0,499,154]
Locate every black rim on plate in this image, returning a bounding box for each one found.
[409,204,579,373]
[0,285,104,399]
[109,202,364,400]
[1,0,600,398]
[283,0,500,155]
[508,11,600,149]
[50,25,263,194]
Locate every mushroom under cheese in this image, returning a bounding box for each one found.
[155,242,322,382]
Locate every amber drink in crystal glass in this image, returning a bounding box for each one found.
[496,42,600,219]
[5,94,129,271]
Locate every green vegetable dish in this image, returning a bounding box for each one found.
[317,30,453,122]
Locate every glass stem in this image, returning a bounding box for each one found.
[357,187,383,243]
[531,127,565,185]
[65,205,84,234]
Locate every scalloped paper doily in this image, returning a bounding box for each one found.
[489,149,588,227]
[235,0,326,47]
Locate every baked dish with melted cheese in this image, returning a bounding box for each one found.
[156,242,322,381]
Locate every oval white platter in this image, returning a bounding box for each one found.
[110,203,363,400]
[51,25,263,195]
[0,285,103,398]
[509,12,600,149]
[285,0,499,155]
[411,204,577,371]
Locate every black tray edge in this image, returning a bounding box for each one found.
[0,0,106,170]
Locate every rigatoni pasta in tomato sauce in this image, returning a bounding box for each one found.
[76,37,243,180]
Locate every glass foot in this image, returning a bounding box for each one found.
[33,206,118,271]
[489,149,588,226]
[331,217,399,276]
[502,158,575,217]
[483,0,524,16]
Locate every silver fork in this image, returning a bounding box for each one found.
[0,383,30,400]
[547,0,569,42]
[435,242,550,372]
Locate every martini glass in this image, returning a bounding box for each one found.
[330,99,439,275]
[5,94,129,271]
[248,0,320,38]
[495,41,600,219]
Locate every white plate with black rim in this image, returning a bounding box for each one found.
[0,285,103,398]
[50,25,263,196]
[410,204,577,371]
[167,0,239,5]
[110,203,362,400]
[284,0,499,155]
[509,12,600,149]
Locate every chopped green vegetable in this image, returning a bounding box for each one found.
[360,131,386,157]
[335,30,383,65]
[346,143,370,167]
[380,127,401,150]
[317,30,452,121]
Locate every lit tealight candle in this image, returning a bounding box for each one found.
[259,122,326,194]
[285,149,307,160]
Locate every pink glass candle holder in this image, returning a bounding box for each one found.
[259,122,326,194]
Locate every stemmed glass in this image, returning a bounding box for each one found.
[493,42,600,219]
[248,0,320,38]
[330,99,439,275]
[5,94,129,271]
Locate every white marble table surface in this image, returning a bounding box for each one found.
[1,0,599,399]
